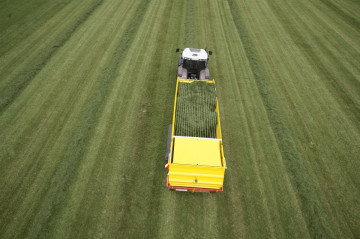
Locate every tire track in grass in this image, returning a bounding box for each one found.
[0,0,103,115]
[226,0,336,238]
[25,1,151,238]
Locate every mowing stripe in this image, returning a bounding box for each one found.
[0,0,71,56]
[184,0,195,47]
[318,0,359,31]
[171,2,207,238]
[48,1,162,237]
[112,1,176,237]
[0,0,103,115]
[0,8,124,239]
[267,0,360,132]
[1,0,137,237]
[24,1,151,237]
[0,0,358,238]
[226,0,336,238]
[156,1,190,237]
[210,1,279,237]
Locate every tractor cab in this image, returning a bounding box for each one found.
[177,48,212,80]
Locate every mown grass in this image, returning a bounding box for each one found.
[175,81,217,138]
[268,0,360,128]
[184,0,195,47]
[0,0,71,55]
[22,1,151,238]
[0,0,103,114]
[226,0,337,237]
[262,0,359,235]
[0,0,359,238]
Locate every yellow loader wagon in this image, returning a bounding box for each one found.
[165,55,226,192]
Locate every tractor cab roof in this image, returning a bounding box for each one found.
[182,48,208,61]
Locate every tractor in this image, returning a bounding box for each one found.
[176,48,212,80]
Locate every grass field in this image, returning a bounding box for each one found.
[0,0,359,238]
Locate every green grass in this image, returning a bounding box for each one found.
[0,0,359,238]
[175,81,217,138]
[0,0,103,114]
[227,0,336,237]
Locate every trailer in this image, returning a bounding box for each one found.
[165,77,226,193]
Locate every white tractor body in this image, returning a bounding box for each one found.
[177,48,211,80]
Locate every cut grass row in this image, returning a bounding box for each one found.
[0,0,359,238]
[175,81,217,138]
[0,0,103,114]
[0,0,146,237]
[206,1,303,237]
[240,0,359,237]
[0,0,71,53]
[226,0,336,237]
[22,1,152,237]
